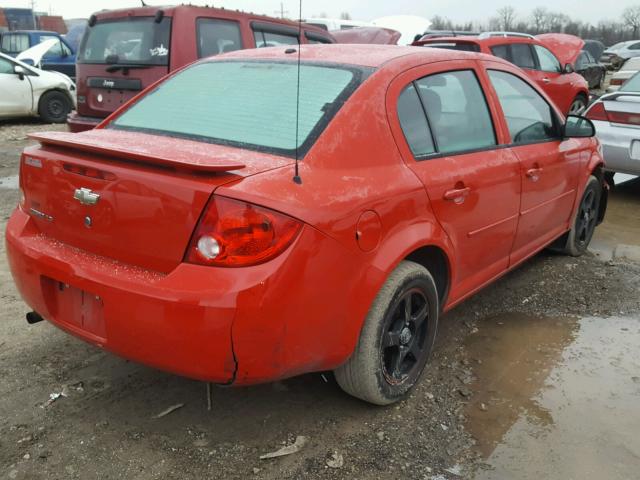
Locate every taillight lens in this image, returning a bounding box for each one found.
[185,196,302,267]
[585,102,609,122]
[610,78,624,86]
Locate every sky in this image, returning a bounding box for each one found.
[5,0,637,24]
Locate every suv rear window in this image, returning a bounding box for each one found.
[1,33,29,54]
[78,17,171,65]
[110,60,367,157]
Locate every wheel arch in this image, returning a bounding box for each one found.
[404,245,451,310]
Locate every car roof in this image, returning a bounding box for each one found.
[215,43,505,68]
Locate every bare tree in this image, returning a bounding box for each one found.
[623,5,640,37]
[339,12,352,21]
[496,6,517,31]
[531,7,548,33]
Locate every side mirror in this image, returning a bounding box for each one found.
[563,63,575,74]
[564,115,595,138]
[14,65,25,80]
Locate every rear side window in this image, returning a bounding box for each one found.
[533,45,561,73]
[511,44,536,69]
[397,84,435,157]
[629,43,640,50]
[110,61,364,157]
[491,44,509,61]
[423,42,480,52]
[197,18,242,57]
[488,70,559,144]
[1,34,29,54]
[416,70,496,154]
[397,70,496,157]
[254,30,298,47]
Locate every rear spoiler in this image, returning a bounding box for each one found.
[28,130,246,173]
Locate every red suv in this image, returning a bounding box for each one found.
[8,45,606,405]
[414,32,590,115]
[67,5,334,132]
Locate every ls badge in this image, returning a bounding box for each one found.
[73,188,100,206]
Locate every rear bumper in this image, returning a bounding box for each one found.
[67,111,102,133]
[5,208,375,385]
[593,120,640,175]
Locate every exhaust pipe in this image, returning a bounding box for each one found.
[26,311,44,325]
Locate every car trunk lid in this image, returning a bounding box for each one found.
[21,130,292,273]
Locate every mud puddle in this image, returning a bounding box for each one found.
[465,312,640,479]
[0,174,18,189]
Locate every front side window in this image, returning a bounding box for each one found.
[197,18,242,58]
[415,70,496,154]
[1,34,29,54]
[488,70,559,144]
[0,57,14,74]
[576,51,588,70]
[254,30,298,48]
[534,45,561,72]
[110,61,364,157]
[78,17,171,65]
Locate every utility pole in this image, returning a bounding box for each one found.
[274,2,289,19]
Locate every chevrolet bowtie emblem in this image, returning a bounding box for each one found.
[73,188,100,206]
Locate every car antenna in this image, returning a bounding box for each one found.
[292,0,303,185]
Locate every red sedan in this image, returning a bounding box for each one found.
[6,45,606,405]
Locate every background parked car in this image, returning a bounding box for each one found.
[0,30,76,78]
[576,48,606,89]
[607,57,640,92]
[600,40,640,70]
[68,5,334,132]
[586,71,640,181]
[414,32,590,114]
[583,39,606,61]
[0,50,76,123]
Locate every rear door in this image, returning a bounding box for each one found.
[388,60,521,301]
[484,63,581,264]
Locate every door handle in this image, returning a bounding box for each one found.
[526,167,543,181]
[443,186,471,203]
[542,77,551,84]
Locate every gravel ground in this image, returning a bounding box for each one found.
[1,121,639,480]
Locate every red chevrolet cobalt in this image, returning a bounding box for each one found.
[6,45,606,405]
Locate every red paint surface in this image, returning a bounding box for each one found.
[7,45,604,385]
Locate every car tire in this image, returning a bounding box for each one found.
[38,90,72,124]
[569,94,588,116]
[561,175,602,257]
[334,260,439,405]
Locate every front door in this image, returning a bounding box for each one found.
[0,57,32,117]
[485,66,581,264]
[388,61,521,302]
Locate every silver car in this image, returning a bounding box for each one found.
[601,40,640,70]
[585,72,640,180]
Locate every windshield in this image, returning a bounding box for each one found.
[78,17,171,65]
[621,72,640,92]
[110,61,366,157]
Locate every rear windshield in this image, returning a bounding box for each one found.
[621,73,640,92]
[110,60,367,157]
[78,17,171,65]
[423,42,480,52]
[1,33,29,54]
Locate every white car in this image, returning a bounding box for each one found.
[585,72,640,180]
[0,42,76,123]
[600,40,640,70]
[607,57,640,92]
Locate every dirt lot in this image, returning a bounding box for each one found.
[1,121,639,480]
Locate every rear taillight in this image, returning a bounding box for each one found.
[185,196,302,267]
[610,78,625,86]
[608,110,640,126]
[585,102,609,122]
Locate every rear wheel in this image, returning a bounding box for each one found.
[561,175,601,256]
[569,94,588,116]
[334,261,439,405]
[38,90,71,124]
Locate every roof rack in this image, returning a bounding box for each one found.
[478,31,535,40]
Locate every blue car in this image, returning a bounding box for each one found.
[0,30,76,79]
